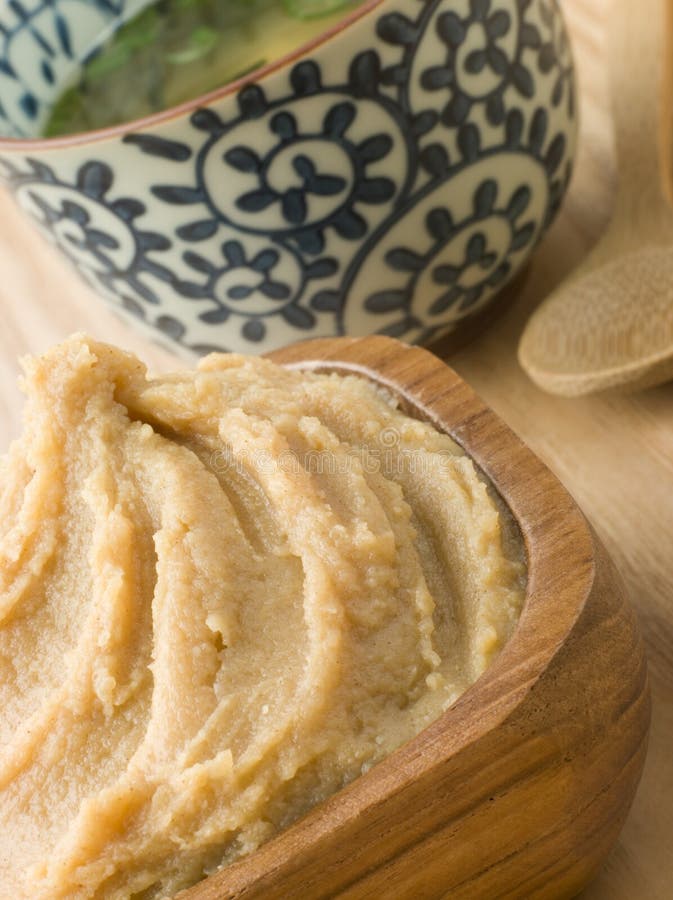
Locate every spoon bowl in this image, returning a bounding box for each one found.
[520,245,673,394]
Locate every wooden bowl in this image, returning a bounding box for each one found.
[180,336,650,900]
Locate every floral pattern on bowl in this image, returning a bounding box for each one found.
[0,0,577,356]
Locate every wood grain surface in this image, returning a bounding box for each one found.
[0,0,669,897]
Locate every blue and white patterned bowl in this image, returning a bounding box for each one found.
[0,0,577,356]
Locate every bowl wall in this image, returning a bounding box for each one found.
[0,0,577,356]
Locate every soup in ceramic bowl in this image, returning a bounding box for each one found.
[45,0,366,136]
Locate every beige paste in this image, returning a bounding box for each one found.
[0,336,525,898]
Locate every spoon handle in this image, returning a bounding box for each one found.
[610,0,673,219]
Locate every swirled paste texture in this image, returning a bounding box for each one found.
[0,336,524,899]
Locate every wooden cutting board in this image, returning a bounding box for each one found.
[0,0,669,897]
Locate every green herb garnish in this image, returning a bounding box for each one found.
[165,25,218,63]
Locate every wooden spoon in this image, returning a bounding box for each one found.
[518,0,673,395]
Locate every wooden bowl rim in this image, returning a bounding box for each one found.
[183,334,597,896]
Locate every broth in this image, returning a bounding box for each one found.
[44,0,363,137]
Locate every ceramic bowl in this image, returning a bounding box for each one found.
[0,0,577,356]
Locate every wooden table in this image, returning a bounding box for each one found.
[0,0,669,896]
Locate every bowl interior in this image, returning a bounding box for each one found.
[0,0,151,138]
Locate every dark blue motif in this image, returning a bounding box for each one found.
[362,180,534,339]
[149,64,402,257]
[169,237,339,344]
[0,156,174,317]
